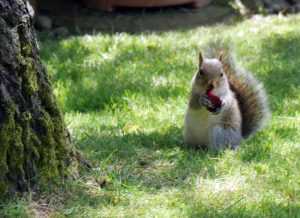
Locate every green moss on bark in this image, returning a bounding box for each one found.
[0,103,16,199]
[0,101,24,197]
[23,58,39,94]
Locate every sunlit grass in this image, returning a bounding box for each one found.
[1,15,300,217]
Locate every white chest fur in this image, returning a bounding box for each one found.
[183,106,224,146]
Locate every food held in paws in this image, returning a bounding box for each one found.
[201,90,223,114]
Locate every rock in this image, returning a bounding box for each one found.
[263,0,272,5]
[35,15,52,30]
[271,3,282,13]
[53,27,70,38]
[256,0,300,14]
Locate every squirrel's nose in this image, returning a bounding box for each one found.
[207,83,215,90]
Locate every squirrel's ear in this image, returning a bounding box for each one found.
[219,52,224,62]
[199,52,204,66]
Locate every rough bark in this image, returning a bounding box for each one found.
[0,0,76,198]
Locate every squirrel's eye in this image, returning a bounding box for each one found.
[199,70,204,76]
[220,73,224,77]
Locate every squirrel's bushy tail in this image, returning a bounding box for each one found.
[204,38,270,138]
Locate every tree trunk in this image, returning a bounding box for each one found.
[0,0,76,198]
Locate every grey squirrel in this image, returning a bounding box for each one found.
[184,40,270,149]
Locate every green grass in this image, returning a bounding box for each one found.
[1,15,300,217]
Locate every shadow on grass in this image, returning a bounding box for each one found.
[40,37,192,113]
[257,32,300,114]
[74,125,223,190]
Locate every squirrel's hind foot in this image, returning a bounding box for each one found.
[208,125,242,149]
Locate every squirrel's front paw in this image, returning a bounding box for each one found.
[201,91,223,114]
[221,100,226,107]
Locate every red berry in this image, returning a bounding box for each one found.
[206,91,222,107]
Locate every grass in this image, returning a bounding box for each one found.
[1,14,300,217]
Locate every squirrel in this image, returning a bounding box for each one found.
[183,40,270,149]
